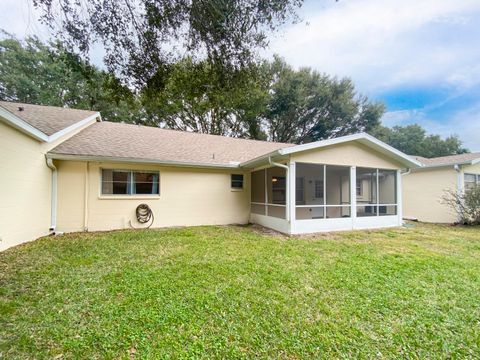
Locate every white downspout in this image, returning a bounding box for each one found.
[268,157,290,221]
[401,168,411,176]
[46,157,57,233]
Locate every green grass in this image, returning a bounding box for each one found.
[1,223,479,359]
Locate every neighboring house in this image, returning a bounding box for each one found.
[0,101,421,251]
[403,153,480,223]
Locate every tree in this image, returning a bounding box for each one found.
[263,57,384,143]
[140,58,269,138]
[0,33,140,122]
[371,124,468,157]
[33,0,304,87]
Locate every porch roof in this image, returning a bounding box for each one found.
[240,133,423,169]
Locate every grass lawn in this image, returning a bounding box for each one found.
[1,223,479,358]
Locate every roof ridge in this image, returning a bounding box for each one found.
[0,100,97,113]
[102,121,293,146]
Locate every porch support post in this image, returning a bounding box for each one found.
[288,162,296,228]
[396,169,403,226]
[350,166,357,229]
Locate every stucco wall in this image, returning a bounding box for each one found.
[290,142,404,169]
[0,118,97,251]
[402,167,458,223]
[462,163,480,176]
[56,161,251,233]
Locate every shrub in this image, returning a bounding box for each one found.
[443,185,480,225]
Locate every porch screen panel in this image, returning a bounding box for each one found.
[266,167,287,218]
[295,163,325,220]
[356,168,378,217]
[378,169,397,215]
[357,168,398,217]
[251,170,266,215]
[325,165,351,218]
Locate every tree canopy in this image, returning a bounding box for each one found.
[0,33,140,122]
[263,57,385,143]
[370,124,468,157]
[32,0,304,86]
[0,32,469,157]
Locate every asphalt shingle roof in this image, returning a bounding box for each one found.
[49,121,292,166]
[0,101,99,136]
[413,153,480,167]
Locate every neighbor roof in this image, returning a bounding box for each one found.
[48,121,292,168]
[0,101,100,140]
[413,152,480,168]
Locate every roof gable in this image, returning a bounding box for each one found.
[0,101,100,141]
[241,133,422,169]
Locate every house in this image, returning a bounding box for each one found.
[0,101,421,251]
[403,153,480,223]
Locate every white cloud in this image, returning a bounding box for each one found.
[268,0,480,93]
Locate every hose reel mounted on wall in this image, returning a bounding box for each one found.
[130,203,154,229]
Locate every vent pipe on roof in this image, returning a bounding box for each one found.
[18,106,24,111]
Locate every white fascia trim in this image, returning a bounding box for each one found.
[0,106,49,141]
[240,132,423,169]
[0,106,101,143]
[471,158,480,165]
[48,112,101,142]
[46,153,240,169]
[278,132,423,168]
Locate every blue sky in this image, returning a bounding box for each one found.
[2,0,480,150]
[266,0,480,151]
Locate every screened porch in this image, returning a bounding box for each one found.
[249,162,402,234]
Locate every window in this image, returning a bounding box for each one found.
[356,179,363,196]
[296,177,305,204]
[101,169,159,195]
[231,174,244,189]
[314,180,324,198]
[465,173,479,191]
[272,176,286,204]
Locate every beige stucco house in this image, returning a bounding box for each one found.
[403,153,480,223]
[0,101,422,251]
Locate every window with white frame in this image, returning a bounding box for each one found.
[296,177,305,204]
[272,176,286,204]
[464,173,479,191]
[101,169,159,195]
[314,180,324,198]
[231,174,244,189]
[356,179,363,197]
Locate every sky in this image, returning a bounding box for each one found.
[1,0,479,150]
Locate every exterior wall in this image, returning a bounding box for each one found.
[56,161,251,233]
[0,118,97,251]
[402,167,457,223]
[290,142,404,169]
[462,163,480,177]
